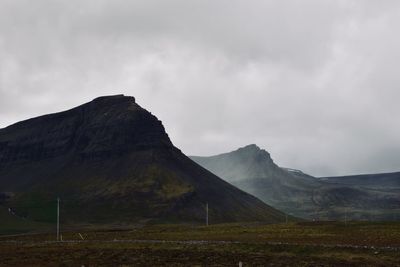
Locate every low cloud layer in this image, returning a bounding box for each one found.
[1,0,399,176]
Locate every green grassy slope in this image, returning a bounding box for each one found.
[0,206,52,235]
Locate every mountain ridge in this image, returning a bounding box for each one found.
[320,172,400,189]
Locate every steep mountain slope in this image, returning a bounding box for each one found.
[191,145,400,221]
[0,95,285,225]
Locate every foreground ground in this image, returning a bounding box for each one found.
[0,221,399,266]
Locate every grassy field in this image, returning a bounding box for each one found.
[0,221,399,266]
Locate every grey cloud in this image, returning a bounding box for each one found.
[0,0,400,176]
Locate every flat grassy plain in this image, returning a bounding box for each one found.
[0,221,399,266]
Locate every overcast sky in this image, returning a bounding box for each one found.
[1,0,399,176]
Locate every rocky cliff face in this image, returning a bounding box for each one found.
[0,95,285,224]
[0,95,172,167]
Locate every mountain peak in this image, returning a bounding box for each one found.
[91,94,135,105]
[240,144,261,151]
[81,94,137,112]
[190,144,278,183]
[236,144,272,162]
[0,94,173,165]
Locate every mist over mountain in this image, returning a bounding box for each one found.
[0,95,285,224]
[191,145,400,221]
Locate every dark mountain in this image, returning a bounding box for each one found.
[191,145,400,221]
[0,95,285,225]
[321,172,400,189]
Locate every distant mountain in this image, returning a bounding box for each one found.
[0,95,285,225]
[321,172,400,189]
[191,145,322,219]
[191,145,400,221]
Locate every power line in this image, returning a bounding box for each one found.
[206,202,209,226]
[57,197,60,241]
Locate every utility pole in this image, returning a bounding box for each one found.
[285,214,288,224]
[206,202,209,226]
[344,207,347,226]
[57,197,60,241]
